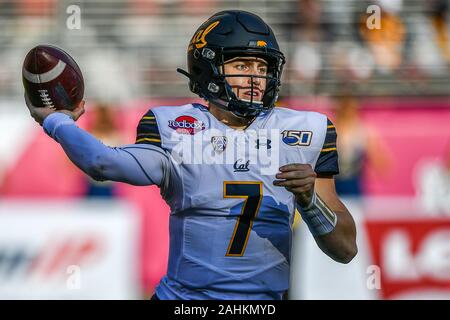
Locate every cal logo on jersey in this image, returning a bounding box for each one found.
[233,159,250,172]
[168,115,206,135]
[281,130,312,146]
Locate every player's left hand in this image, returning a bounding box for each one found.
[273,163,316,208]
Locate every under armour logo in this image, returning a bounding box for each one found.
[256,139,271,149]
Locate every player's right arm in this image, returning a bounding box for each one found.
[26,97,169,186]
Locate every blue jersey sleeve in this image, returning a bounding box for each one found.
[314,118,339,176]
[43,112,170,186]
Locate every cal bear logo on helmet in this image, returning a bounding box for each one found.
[168,116,206,135]
[188,21,220,51]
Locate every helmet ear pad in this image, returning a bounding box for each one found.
[187,50,218,97]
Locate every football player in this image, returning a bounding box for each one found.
[26,10,357,300]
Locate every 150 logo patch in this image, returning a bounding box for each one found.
[281,130,312,146]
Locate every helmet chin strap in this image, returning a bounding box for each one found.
[224,74,267,118]
[204,76,266,119]
[209,98,258,119]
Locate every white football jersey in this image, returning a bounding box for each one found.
[135,103,338,300]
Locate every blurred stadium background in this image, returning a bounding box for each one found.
[0,0,449,299]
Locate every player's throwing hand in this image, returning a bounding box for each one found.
[273,164,317,208]
[25,93,85,126]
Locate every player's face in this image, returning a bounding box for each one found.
[222,57,268,103]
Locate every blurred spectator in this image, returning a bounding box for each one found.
[15,0,56,16]
[415,143,450,215]
[128,0,162,16]
[83,49,138,104]
[333,95,390,196]
[429,0,450,64]
[0,0,448,101]
[359,0,406,74]
[115,2,163,48]
[180,0,217,16]
[409,0,450,77]
[328,42,376,82]
[0,0,14,18]
[83,103,122,198]
[290,0,327,81]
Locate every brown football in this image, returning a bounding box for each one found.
[22,45,84,111]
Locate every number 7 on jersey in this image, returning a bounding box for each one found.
[223,181,263,257]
